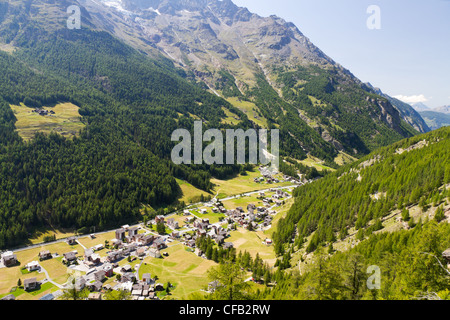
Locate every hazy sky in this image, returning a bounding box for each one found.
[233,0,450,108]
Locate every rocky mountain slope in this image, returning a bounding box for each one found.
[70,0,418,159]
[364,83,430,133]
[82,0,421,155]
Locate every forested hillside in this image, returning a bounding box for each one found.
[256,220,450,300]
[0,28,249,249]
[273,127,450,256]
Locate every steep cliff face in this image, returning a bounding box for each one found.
[364,83,430,133]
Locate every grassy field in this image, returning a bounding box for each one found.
[39,259,70,285]
[191,208,226,224]
[221,193,269,210]
[334,151,357,166]
[176,179,214,204]
[221,106,241,126]
[294,154,336,172]
[227,228,276,266]
[77,231,116,253]
[10,102,85,141]
[226,97,268,128]
[138,243,217,299]
[28,228,76,245]
[0,241,80,297]
[263,197,295,239]
[211,170,291,199]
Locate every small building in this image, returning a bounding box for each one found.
[63,251,77,262]
[142,273,152,284]
[74,277,86,291]
[88,292,102,300]
[121,265,132,273]
[24,278,39,291]
[136,247,146,257]
[154,283,164,291]
[186,240,196,248]
[128,227,139,237]
[148,248,161,258]
[1,251,18,267]
[155,215,165,224]
[110,238,122,247]
[167,218,179,229]
[115,228,126,240]
[39,293,55,301]
[223,242,234,249]
[66,237,77,245]
[1,294,15,301]
[152,238,166,250]
[39,250,52,261]
[106,250,122,263]
[93,244,104,251]
[87,280,103,292]
[26,261,40,272]
[215,236,225,245]
[94,270,106,282]
[185,216,195,223]
[121,272,136,283]
[140,234,154,246]
[102,263,114,277]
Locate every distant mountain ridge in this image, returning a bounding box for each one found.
[364,83,430,133]
[419,111,450,130]
[78,0,420,157]
[409,102,450,130]
[432,105,450,114]
[412,102,431,112]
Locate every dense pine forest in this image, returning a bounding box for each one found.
[199,128,450,301]
[254,220,450,300]
[197,219,450,300]
[273,127,450,256]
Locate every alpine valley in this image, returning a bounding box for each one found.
[0,0,448,302]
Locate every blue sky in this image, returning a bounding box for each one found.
[233,0,450,108]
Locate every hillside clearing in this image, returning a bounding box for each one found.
[10,102,85,141]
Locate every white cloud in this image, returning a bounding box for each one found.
[392,94,428,104]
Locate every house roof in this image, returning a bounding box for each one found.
[63,251,77,260]
[24,277,37,285]
[39,293,54,300]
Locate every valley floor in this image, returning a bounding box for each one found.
[0,168,299,300]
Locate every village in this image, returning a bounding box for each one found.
[0,170,301,301]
